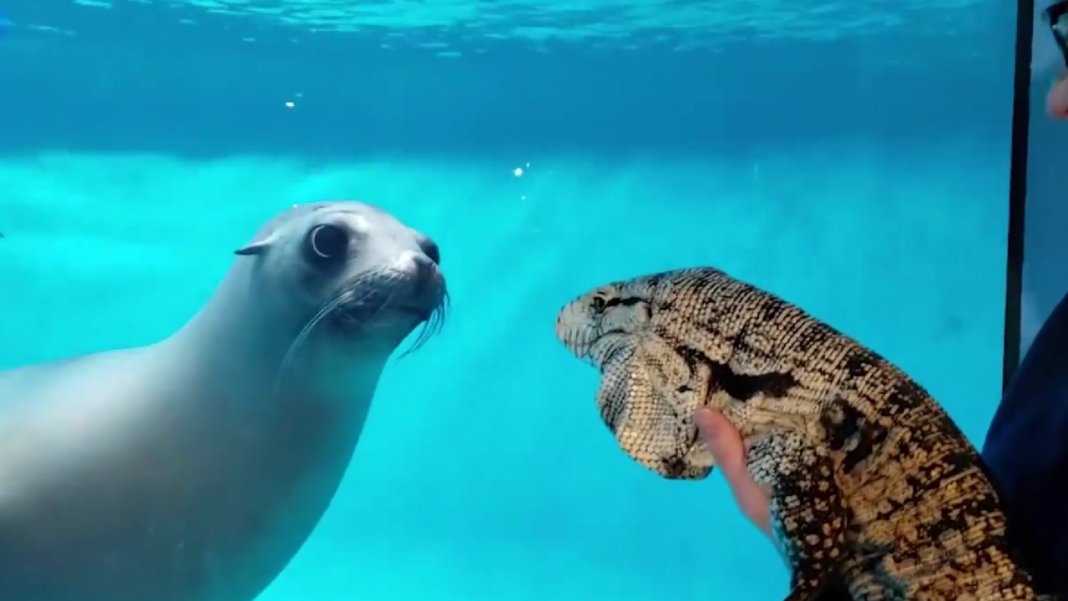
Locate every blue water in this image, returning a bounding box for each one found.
[0,1,1018,600]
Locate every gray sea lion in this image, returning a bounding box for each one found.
[0,201,447,601]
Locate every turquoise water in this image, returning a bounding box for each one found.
[0,1,1016,600]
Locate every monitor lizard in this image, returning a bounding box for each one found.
[554,266,1050,601]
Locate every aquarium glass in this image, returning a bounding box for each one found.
[1022,2,1068,355]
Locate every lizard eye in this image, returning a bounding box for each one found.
[590,296,607,313]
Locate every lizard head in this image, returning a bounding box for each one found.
[555,277,656,368]
[555,267,728,367]
[554,268,731,480]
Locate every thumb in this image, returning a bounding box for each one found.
[694,408,747,478]
[1049,74,1068,119]
[694,409,773,537]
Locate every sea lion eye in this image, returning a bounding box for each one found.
[305,224,349,265]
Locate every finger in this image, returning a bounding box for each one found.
[694,409,746,474]
[694,409,773,536]
[1048,74,1068,119]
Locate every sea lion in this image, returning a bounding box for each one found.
[0,201,447,601]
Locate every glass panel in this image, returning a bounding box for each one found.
[1023,5,1068,355]
[0,1,1017,600]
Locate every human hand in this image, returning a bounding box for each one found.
[693,408,773,540]
[1048,72,1068,119]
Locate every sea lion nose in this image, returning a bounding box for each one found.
[412,253,437,284]
[395,251,440,295]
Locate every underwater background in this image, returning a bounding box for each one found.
[0,0,1027,599]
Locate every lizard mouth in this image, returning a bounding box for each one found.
[554,307,634,371]
[557,328,610,368]
[559,333,594,358]
[555,298,610,360]
[555,307,592,355]
[588,334,630,369]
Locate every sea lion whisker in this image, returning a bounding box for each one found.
[399,289,449,357]
[274,294,348,393]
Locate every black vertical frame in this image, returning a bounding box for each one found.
[1003,0,1035,390]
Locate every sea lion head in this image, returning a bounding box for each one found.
[231,200,447,357]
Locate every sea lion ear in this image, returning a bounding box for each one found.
[234,239,272,256]
[234,229,283,256]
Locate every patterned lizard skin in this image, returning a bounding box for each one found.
[555,267,1051,601]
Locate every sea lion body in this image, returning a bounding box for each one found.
[0,201,445,601]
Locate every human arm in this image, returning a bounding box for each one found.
[982,288,1068,598]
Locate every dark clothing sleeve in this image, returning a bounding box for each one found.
[981,289,1068,597]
